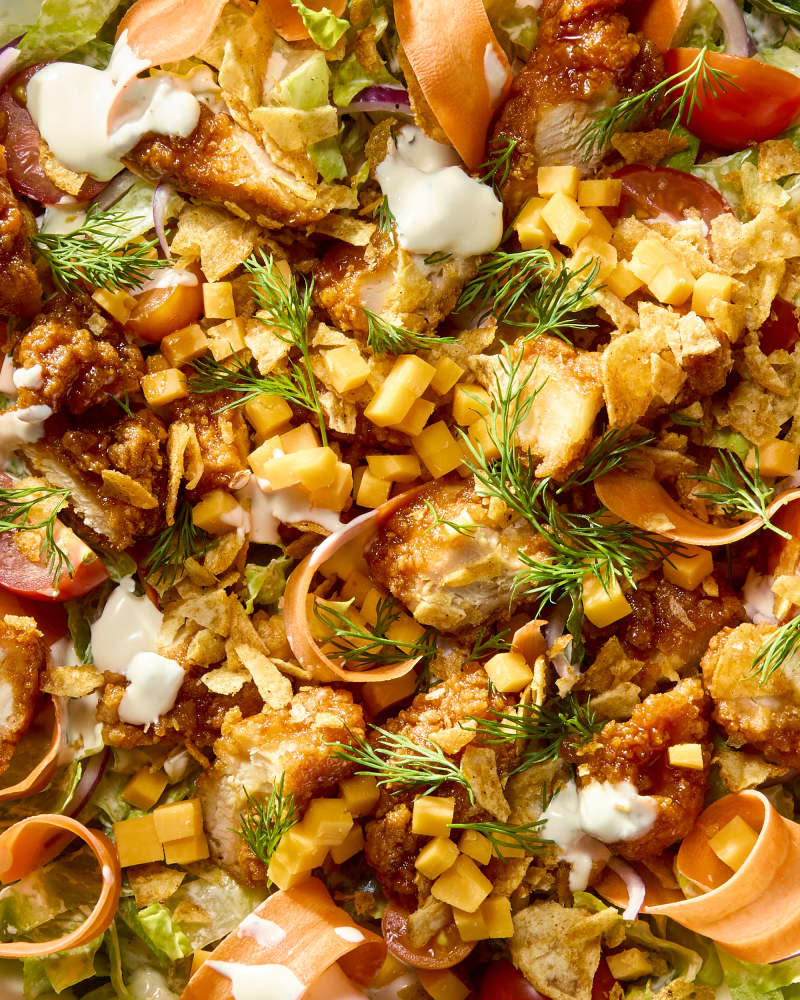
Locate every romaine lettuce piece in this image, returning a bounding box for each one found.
[17,0,125,64]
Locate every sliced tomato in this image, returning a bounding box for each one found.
[125,263,205,343]
[759,298,800,356]
[0,588,67,644]
[479,958,617,1000]
[592,959,617,1000]
[0,65,107,204]
[665,48,800,149]
[606,165,731,227]
[382,902,475,969]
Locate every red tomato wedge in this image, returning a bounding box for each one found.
[759,297,800,355]
[0,589,66,645]
[382,902,475,969]
[665,48,800,149]
[479,958,617,1000]
[606,165,731,227]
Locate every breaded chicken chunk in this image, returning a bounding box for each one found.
[0,146,42,318]
[0,615,45,773]
[171,392,249,493]
[366,476,550,632]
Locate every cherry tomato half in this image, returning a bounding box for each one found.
[382,902,475,969]
[0,588,66,645]
[759,298,800,356]
[479,958,617,1000]
[125,263,205,343]
[665,48,800,150]
[606,165,731,227]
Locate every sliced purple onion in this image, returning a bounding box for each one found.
[66,747,109,818]
[152,181,174,258]
[709,0,756,56]
[342,85,413,116]
[0,35,22,55]
[91,168,136,210]
[607,857,647,921]
[0,47,20,88]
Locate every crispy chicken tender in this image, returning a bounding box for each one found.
[171,392,249,492]
[366,476,549,632]
[197,687,365,884]
[0,146,42,318]
[0,615,45,774]
[570,678,711,859]
[313,232,474,335]
[13,295,144,415]
[701,622,800,769]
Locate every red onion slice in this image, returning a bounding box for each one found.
[708,0,756,56]
[66,748,110,818]
[342,85,412,115]
[152,181,174,258]
[607,857,647,921]
[91,168,136,210]
[0,47,20,88]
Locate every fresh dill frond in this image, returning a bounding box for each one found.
[144,501,217,588]
[237,776,299,882]
[751,617,800,684]
[374,195,396,242]
[517,258,600,342]
[448,818,549,860]
[558,426,654,491]
[423,251,453,266]
[690,448,789,538]
[669,410,702,428]
[579,47,740,157]
[747,0,800,28]
[108,392,134,417]
[313,594,436,669]
[364,309,455,358]
[456,248,554,322]
[466,625,512,662]
[478,137,519,192]
[327,727,474,801]
[421,499,477,538]
[0,484,72,580]
[30,206,170,294]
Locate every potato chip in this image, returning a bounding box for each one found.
[172,203,261,281]
[460,745,510,821]
[41,664,104,698]
[429,725,476,755]
[711,207,800,274]
[230,642,292,708]
[610,129,688,165]
[309,214,377,246]
[652,982,715,1000]
[217,0,273,115]
[180,590,234,636]
[187,628,227,667]
[251,107,339,153]
[406,897,451,948]
[128,864,186,908]
[166,422,204,524]
[244,317,292,374]
[39,138,87,196]
[100,469,158,510]
[714,743,789,793]
[200,666,249,695]
[204,529,245,576]
[757,138,800,182]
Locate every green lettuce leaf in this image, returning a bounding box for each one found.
[274,51,331,109]
[684,0,724,49]
[165,865,266,950]
[332,52,400,106]
[17,0,125,63]
[291,0,349,49]
[244,556,292,613]
[136,905,191,962]
[718,946,800,998]
[309,135,348,181]
[662,125,700,172]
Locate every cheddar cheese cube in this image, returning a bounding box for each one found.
[255,447,338,491]
[271,824,328,873]
[452,385,491,426]
[191,951,211,977]
[481,896,514,938]
[571,235,617,281]
[412,796,455,838]
[141,369,188,406]
[747,439,799,478]
[692,272,734,317]
[431,854,492,913]
[418,970,470,1000]
[331,823,365,864]
[244,396,292,439]
[468,416,501,462]
[153,798,204,843]
[484,651,533,693]
[164,832,210,865]
[362,670,418,715]
[413,421,465,478]
[452,905,489,942]
[606,261,644,300]
[662,546,713,591]
[365,355,436,427]
[582,573,632,628]
[192,490,243,535]
[458,829,493,866]
[649,262,694,306]
[324,344,370,394]
[583,207,614,242]
[667,743,705,770]
[208,317,246,361]
[430,357,465,396]
[93,287,137,325]
[578,178,622,207]
[538,165,581,199]
[366,454,421,483]
[267,855,309,890]
[392,397,435,438]
[607,949,657,981]
[356,469,392,509]
[203,281,235,320]
[629,238,677,285]
[541,192,592,249]
[308,461,353,511]
[280,423,319,453]
[415,837,460,879]
[123,768,168,811]
[340,775,380,817]
[514,197,553,250]
[161,323,209,367]
[708,815,758,871]
[302,798,353,846]
[113,815,164,867]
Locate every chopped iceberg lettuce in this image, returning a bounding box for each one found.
[291,0,350,50]
[165,865,265,950]
[17,0,125,64]
[244,555,292,613]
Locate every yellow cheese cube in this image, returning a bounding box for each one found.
[452,906,489,942]
[123,768,168,811]
[467,416,500,462]
[452,385,491,426]
[161,324,209,367]
[356,469,391,509]
[190,950,210,977]
[629,238,677,284]
[324,344,370,394]
[113,815,164,867]
[267,855,309,890]
[362,671,418,715]
[662,546,713,591]
[430,357,465,396]
[192,490,243,535]
[412,796,455,838]
[584,207,614,242]
[692,272,734,317]
[365,355,436,427]
[340,570,372,605]
[141,369,188,406]
[606,261,644,300]
[413,421,465,478]
[606,949,656,981]
[418,970,470,1000]
[309,461,353,511]
[582,573,632,628]
[708,815,759,871]
[578,178,622,208]
[572,235,617,281]
[370,955,407,989]
[244,396,293,439]
[331,823,365,864]
[366,454,421,483]
[153,798,204,843]
[667,742,705,770]
[747,439,799,478]
[514,197,553,251]
[255,447,338,491]
[538,165,581,199]
[541,192,592,250]
[481,896,514,938]
[392,398,435,437]
[490,836,526,859]
[484,651,533,694]
[340,775,380,817]
[415,837,460,879]
[649,262,694,306]
[430,854,492,913]
[164,832,210,865]
[302,798,353,846]
[387,614,426,645]
[208,317,247,361]
[92,287,137,325]
[271,824,328,873]
[458,829,493,865]
[203,281,235,320]
[280,423,320,453]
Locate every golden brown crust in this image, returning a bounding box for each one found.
[0,615,45,774]
[171,392,249,493]
[0,146,42,318]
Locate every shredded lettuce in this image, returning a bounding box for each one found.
[165,866,265,950]
[684,0,724,49]
[135,906,191,963]
[244,556,292,613]
[717,946,800,999]
[17,0,125,64]
[486,0,539,59]
[291,0,350,50]
[332,52,400,106]
[274,51,331,110]
[309,135,348,181]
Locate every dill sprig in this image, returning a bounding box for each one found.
[456,248,554,323]
[327,727,474,801]
[423,251,453,266]
[466,625,512,662]
[690,449,789,538]
[108,392,134,418]
[558,426,654,491]
[374,195,396,242]
[448,818,549,860]
[478,137,518,192]
[314,595,436,669]
[237,776,299,881]
[30,206,170,294]
[518,258,600,342]
[0,483,72,580]
[364,309,455,358]
[422,499,477,538]
[751,618,800,684]
[144,501,217,588]
[580,47,739,157]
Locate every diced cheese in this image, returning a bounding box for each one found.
[302,799,353,846]
[192,490,242,535]
[538,165,581,199]
[430,357,465,396]
[365,355,436,427]
[413,422,465,477]
[582,574,632,628]
[747,439,799,478]
[692,272,734,317]
[356,469,392,509]
[164,832,210,865]
[418,970,470,1000]
[324,344,370,394]
[123,768,168,811]
[484,651,533,693]
[662,546,713,591]
[452,905,489,942]
[415,837,460,879]
[481,896,514,938]
[141,369,188,406]
[458,829,493,865]
[667,743,705,770]
[577,178,622,207]
[708,815,759,871]
[161,323,209,367]
[541,192,592,249]
[203,281,235,320]
[153,799,204,843]
[340,775,380,817]
[412,796,455,838]
[452,385,491,426]
[366,454,422,483]
[244,397,292,439]
[430,855,492,913]
[330,824,365,864]
[113,815,164,867]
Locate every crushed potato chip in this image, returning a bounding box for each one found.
[128,864,186,908]
[460,745,510,821]
[100,470,158,510]
[41,664,104,697]
[172,203,261,281]
[200,666,249,695]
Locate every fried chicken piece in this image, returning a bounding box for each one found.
[570,678,711,859]
[13,295,144,415]
[701,622,800,769]
[171,392,249,493]
[0,146,42,318]
[366,476,549,632]
[197,687,365,884]
[313,232,474,335]
[0,615,45,773]
[493,0,662,212]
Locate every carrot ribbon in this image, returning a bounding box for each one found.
[0,697,62,804]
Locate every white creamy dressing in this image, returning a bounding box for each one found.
[483,43,511,104]
[128,967,179,1000]
[90,578,184,727]
[375,126,503,256]
[335,925,365,943]
[238,913,286,949]
[132,267,199,295]
[366,974,419,1000]
[163,747,192,782]
[207,961,305,1000]
[540,779,657,890]
[27,30,201,181]
[12,364,42,390]
[236,471,344,544]
[0,405,52,465]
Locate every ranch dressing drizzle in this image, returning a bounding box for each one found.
[27,30,201,181]
[0,405,52,465]
[376,125,503,257]
[238,913,286,949]
[207,961,305,1000]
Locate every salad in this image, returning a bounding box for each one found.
[1,0,800,997]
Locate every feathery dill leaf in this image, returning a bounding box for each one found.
[747,0,800,28]
[751,617,800,684]
[423,251,453,266]
[557,426,654,490]
[448,818,549,859]
[144,501,217,588]
[466,625,512,662]
[374,195,396,241]
[364,309,455,357]
[517,258,600,342]
[237,776,299,881]
[0,483,72,580]
[313,595,436,668]
[421,499,477,538]
[456,248,554,322]
[478,137,518,192]
[690,448,789,538]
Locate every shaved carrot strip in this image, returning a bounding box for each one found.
[116,0,228,67]
[595,471,800,546]
[266,0,348,42]
[630,0,690,51]
[0,697,62,803]
[511,619,547,664]
[181,876,386,999]
[0,814,121,958]
[283,488,425,683]
[394,0,511,169]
